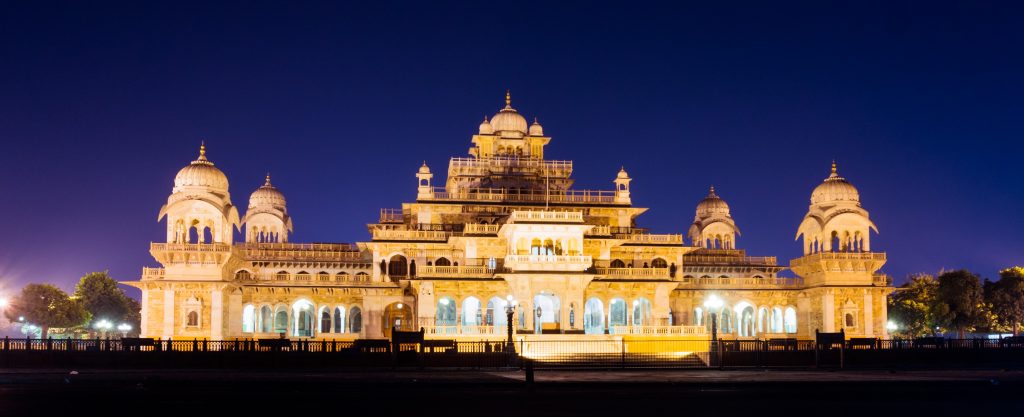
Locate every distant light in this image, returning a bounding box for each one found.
[703,294,724,309]
[0,298,8,308]
[439,298,450,305]
[118,323,132,331]
[506,294,514,302]
[632,300,640,307]
[18,316,24,322]
[886,321,898,331]
[396,303,403,309]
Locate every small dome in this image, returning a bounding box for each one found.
[248,174,286,210]
[478,116,494,135]
[696,186,730,217]
[174,144,229,191]
[490,91,528,134]
[617,167,630,179]
[810,162,860,205]
[418,162,431,174]
[529,118,544,136]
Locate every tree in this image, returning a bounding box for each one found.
[986,267,1024,335]
[887,273,940,337]
[3,284,90,338]
[73,271,141,331]
[934,269,985,338]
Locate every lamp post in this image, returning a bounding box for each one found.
[93,319,113,338]
[117,323,132,338]
[704,294,724,367]
[505,295,517,364]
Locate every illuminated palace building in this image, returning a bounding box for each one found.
[130,93,893,342]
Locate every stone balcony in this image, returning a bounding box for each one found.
[463,224,500,235]
[595,267,671,280]
[371,229,450,242]
[623,233,684,245]
[417,265,496,278]
[149,242,232,265]
[789,252,888,276]
[676,276,804,289]
[503,254,592,272]
[236,243,364,262]
[423,187,619,205]
[141,267,165,281]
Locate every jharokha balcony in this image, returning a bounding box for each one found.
[596,267,671,280]
[371,229,451,242]
[508,210,584,223]
[417,265,497,278]
[622,234,684,245]
[503,254,592,272]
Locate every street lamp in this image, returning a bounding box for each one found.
[117,323,132,338]
[504,295,517,356]
[704,294,724,367]
[93,319,113,338]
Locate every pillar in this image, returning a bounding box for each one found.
[162,289,175,339]
[863,291,874,336]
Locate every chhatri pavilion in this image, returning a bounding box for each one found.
[128,92,893,342]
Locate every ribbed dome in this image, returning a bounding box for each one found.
[810,162,860,205]
[174,144,229,191]
[529,118,544,136]
[248,174,286,210]
[617,167,630,179]
[418,162,431,174]
[696,186,730,217]
[478,116,494,135]
[490,91,528,134]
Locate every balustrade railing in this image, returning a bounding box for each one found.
[625,234,684,244]
[448,157,573,177]
[425,187,618,204]
[371,229,450,241]
[610,325,707,335]
[417,265,495,278]
[463,223,500,234]
[683,255,778,265]
[597,267,671,279]
[677,276,803,288]
[236,243,364,261]
[379,208,404,223]
[791,252,887,267]
[141,267,165,280]
[151,243,231,252]
[509,210,584,223]
[585,225,611,236]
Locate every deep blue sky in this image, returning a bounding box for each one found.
[1,1,1022,299]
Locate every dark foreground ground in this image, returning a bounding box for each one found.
[3,368,1024,415]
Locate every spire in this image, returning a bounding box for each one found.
[533,117,539,124]
[482,115,488,122]
[264,172,272,187]
[194,141,211,164]
[505,89,511,108]
[709,185,717,197]
[831,160,837,175]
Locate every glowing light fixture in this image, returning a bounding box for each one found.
[0,298,8,308]
[886,321,898,331]
[703,294,724,310]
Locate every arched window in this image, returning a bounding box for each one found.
[435,257,451,267]
[632,298,652,326]
[317,271,331,282]
[292,301,314,337]
[295,271,311,282]
[259,306,272,333]
[609,298,627,328]
[651,258,668,268]
[784,307,797,333]
[333,307,346,333]
[610,259,626,268]
[693,307,704,326]
[436,297,457,329]
[739,306,756,337]
[485,297,508,328]
[336,272,349,282]
[242,305,255,332]
[356,272,369,282]
[320,307,332,333]
[771,307,784,333]
[275,271,289,281]
[235,270,252,281]
[349,307,363,333]
[187,311,199,327]
[584,298,605,335]
[845,313,856,327]
[388,255,408,279]
[462,296,482,328]
[530,238,542,255]
[757,307,768,333]
[274,308,288,333]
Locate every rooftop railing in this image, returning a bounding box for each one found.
[141,267,165,280]
[596,267,671,279]
[624,234,684,244]
[463,224,500,235]
[677,276,803,288]
[448,157,573,177]
[424,187,619,204]
[417,265,496,278]
[371,229,450,241]
[509,210,584,223]
[585,225,611,236]
[379,208,404,223]
[684,255,778,266]
[790,252,887,269]
[150,243,232,252]
[236,243,365,261]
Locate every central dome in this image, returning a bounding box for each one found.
[173,144,229,191]
[696,186,730,217]
[810,162,860,205]
[489,91,528,134]
[248,174,287,210]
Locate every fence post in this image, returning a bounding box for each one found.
[621,338,626,369]
[2,336,7,352]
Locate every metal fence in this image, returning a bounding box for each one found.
[3,336,1024,369]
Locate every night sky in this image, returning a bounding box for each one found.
[1,2,1022,299]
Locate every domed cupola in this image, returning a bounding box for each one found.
[248,174,287,211]
[810,161,860,205]
[489,91,528,136]
[695,186,731,217]
[478,116,494,135]
[173,143,229,193]
[528,118,544,136]
[242,173,292,243]
[688,185,740,249]
[158,143,240,244]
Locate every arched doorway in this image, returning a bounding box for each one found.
[584,298,605,334]
[533,293,560,333]
[462,296,481,334]
[485,296,508,332]
[739,305,756,337]
[382,302,414,338]
[632,298,652,326]
[609,298,627,331]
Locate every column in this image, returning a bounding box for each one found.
[211,288,224,340]
[822,291,835,332]
[140,288,149,337]
[162,288,175,339]
[863,291,874,336]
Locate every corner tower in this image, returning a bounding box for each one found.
[789,162,891,338]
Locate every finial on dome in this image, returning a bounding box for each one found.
[831,160,837,175]
[264,172,272,186]
[198,141,208,161]
[533,117,539,124]
[505,90,511,107]
[483,115,488,122]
